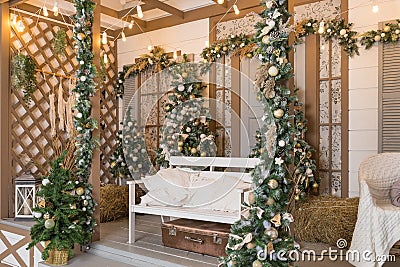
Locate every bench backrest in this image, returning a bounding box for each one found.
[169,156,260,171]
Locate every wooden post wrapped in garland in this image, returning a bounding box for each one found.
[72,0,97,247]
[221,1,318,266]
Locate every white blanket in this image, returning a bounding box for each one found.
[140,168,251,212]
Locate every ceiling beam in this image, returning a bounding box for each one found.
[9,0,28,6]
[212,0,228,8]
[125,0,260,37]
[142,0,184,19]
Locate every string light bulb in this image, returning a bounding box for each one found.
[128,19,134,29]
[17,19,25,33]
[11,14,17,26]
[137,5,144,19]
[102,32,108,45]
[233,4,240,15]
[372,3,379,13]
[217,0,224,4]
[103,53,108,64]
[53,1,59,17]
[43,5,49,17]
[121,31,127,42]
[318,21,325,34]
[173,49,178,60]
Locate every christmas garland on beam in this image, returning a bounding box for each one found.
[72,0,97,247]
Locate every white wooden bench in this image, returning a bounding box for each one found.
[127,156,260,244]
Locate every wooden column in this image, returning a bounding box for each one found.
[90,0,101,241]
[0,3,10,218]
[230,56,241,157]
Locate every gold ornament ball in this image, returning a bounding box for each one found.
[295,195,300,201]
[312,183,319,188]
[268,179,279,189]
[190,148,197,154]
[252,260,262,267]
[384,25,391,32]
[215,46,221,52]
[374,35,381,42]
[273,109,284,118]
[178,147,183,152]
[246,53,253,58]
[222,46,228,51]
[44,218,55,229]
[200,151,207,157]
[256,94,262,101]
[165,106,170,111]
[248,192,256,205]
[110,162,117,168]
[265,197,275,206]
[194,121,199,126]
[76,187,85,196]
[246,242,256,249]
[268,65,279,77]
[178,141,184,147]
[262,35,270,44]
[307,151,313,158]
[264,227,279,240]
[77,33,85,40]
[181,72,188,79]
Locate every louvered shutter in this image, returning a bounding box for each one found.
[380,41,400,152]
[123,76,139,121]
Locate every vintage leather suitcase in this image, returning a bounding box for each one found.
[162,218,231,257]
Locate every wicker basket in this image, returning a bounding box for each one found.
[44,241,69,266]
[390,241,400,256]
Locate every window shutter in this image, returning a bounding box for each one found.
[380,41,400,152]
[123,76,139,121]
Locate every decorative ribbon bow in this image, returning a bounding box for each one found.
[241,205,264,220]
[227,233,253,251]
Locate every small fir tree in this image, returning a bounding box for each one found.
[109,130,131,184]
[122,107,154,177]
[27,152,88,260]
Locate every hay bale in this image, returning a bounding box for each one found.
[293,196,359,245]
[100,185,129,223]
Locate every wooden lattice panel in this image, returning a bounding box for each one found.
[10,15,118,186]
[100,41,118,184]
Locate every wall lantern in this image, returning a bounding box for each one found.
[14,172,40,220]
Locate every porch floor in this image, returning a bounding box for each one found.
[96,215,399,267]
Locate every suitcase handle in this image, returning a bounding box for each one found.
[184,236,204,244]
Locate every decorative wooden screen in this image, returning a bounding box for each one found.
[296,0,349,197]
[10,14,118,203]
[100,41,119,184]
[379,34,400,152]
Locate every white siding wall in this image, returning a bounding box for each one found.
[348,0,400,197]
[117,19,209,70]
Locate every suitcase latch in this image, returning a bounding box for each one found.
[213,234,222,245]
[168,226,177,236]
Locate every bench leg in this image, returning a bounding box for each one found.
[128,182,136,244]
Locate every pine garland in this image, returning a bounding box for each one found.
[72,0,97,247]
[11,53,37,104]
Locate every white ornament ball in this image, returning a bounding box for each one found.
[200,134,206,139]
[265,0,273,9]
[138,164,142,169]
[278,140,286,147]
[396,29,400,34]
[76,112,83,118]
[268,20,276,28]
[127,122,133,127]
[132,157,138,162]
[42,178,50,186]
[80,76,87,82]
[340,29,347,36]
[82,207,86,211]
[268,66,279,77]
[33,211,42,218]
[80,60,85,65]
[44,219,55,229]
[306,168,313,175]
[178,85,185,92]
[186,127,191,133]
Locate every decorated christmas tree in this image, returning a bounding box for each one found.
[221,1,318,266]
[156,56,216,168]
[109,130,131,184]
[27,152,89,260]
[122,107,154,177]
